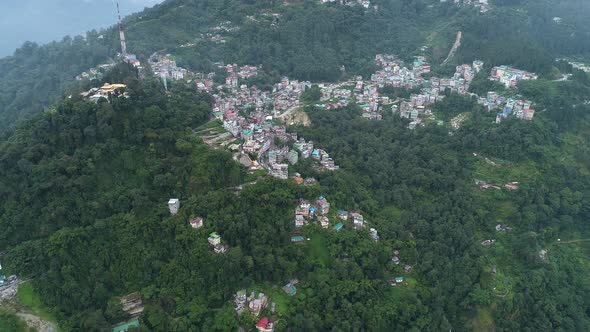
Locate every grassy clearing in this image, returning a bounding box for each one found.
[469,306,495,332]
[17,283,58,326]
[472,156,538,185]
[309,233,331,267]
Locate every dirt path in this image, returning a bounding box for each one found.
[555,239,590,244]
[16,312,57,332]
[442,31,462,65]
[0,281,58,332]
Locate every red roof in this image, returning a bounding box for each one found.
[256,317,269,328]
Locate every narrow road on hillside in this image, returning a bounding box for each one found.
[555,239,590,244]
[442,31,462,65]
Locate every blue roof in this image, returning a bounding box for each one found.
[319,195,324,200]
[333,223,344,231]
[309,207,316,212]
[112,319,140,332]
[312,150,320,155]
[291,236,305,242]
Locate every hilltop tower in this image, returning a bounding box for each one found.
[116,1,127,57]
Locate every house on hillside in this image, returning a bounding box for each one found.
[318,216,330,229]
[214,244,228,253]
[294,215,306,228]
[208,232,221,246]
[120,292,144,317]
[351,213,365,229]
[337,210,349,221]
[256,317,275,332]
[316,195,331,215]
[168,198,180,215]
[282,282,297,296]
[189,216,204,229]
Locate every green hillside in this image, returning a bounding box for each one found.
[0,0,589,331]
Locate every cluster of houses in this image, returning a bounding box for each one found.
[234,289,279,331]
[81,83,128,103]
[567,61,590,73]
[477,92,536,123]
[292,197,376,241]
[75,63,114,81]
[391,249,412,272]
[393,59,483,128]
[442,0,490,12]
[210,64,339,178]
[372,54,430,89]
[489,65,538,88]
[366,56,538,127]
[148,53,189,80]
[167,199,228,253]
[200,21,239,44]
[320,0,374,10]
[294,195,331,229]
[390,249,412,287]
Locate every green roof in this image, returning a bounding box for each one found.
[333,223,344,231]
[395,277,404,283]
[112,318,139,332]
[209,232,220,238]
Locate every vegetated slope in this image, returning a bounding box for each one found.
[293,90,590,330]
[0,64,236,247]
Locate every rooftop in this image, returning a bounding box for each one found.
[112,319,140,332]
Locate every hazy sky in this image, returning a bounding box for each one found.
[0,0,165,57]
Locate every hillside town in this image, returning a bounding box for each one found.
[442,0,491,12]
[76,21,539,180]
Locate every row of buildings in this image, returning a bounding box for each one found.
[490,65,538,88]
[478,92,535,123]
[149,53,189,80]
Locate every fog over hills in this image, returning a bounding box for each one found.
[0,0,163,57]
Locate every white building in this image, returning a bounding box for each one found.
[168,198,180,215]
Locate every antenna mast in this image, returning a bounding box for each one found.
[116,1,127,57]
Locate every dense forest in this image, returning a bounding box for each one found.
[0,0,589,331]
